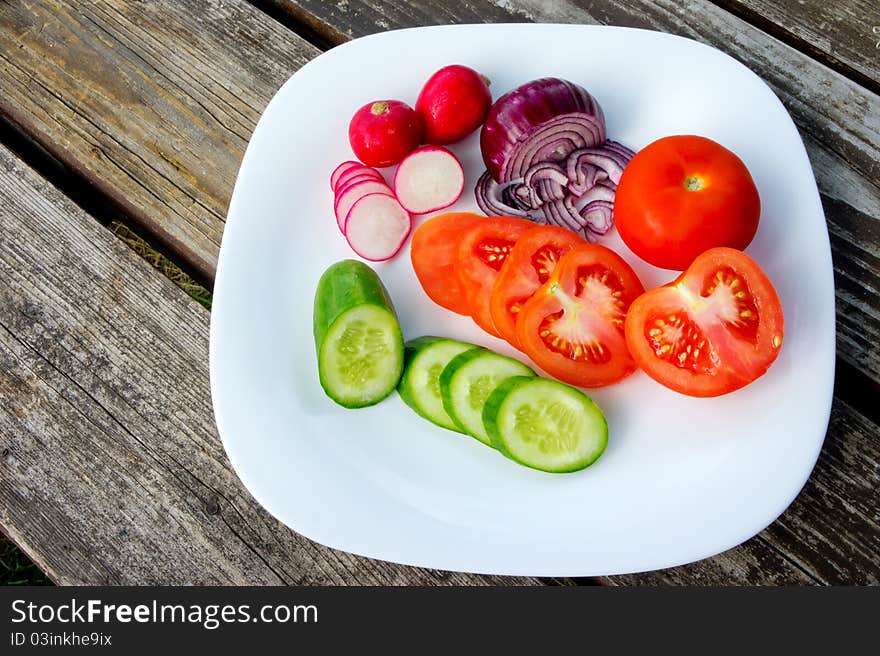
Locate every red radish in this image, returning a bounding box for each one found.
[393,146,464,214]
[334,167,384,192]
[334,180,393,232]
[345,193,412,261]
[349,100,422,168]
[330,161,362,190]
[416,65,492,144]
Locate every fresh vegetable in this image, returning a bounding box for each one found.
[334,179,393,231]
[517,244,645,387]
[474,77,633,239]
[614,135,760,270]
[415,64,492,144]
[480,78,606,183]
[333,167,384,193]
[344,193,412,261]
[474,140,634,240]
[398,337,482,432]
[330,160,363,190]
[313,260,404,408]
[410,212,484,315]
[489,225,585,348]
[393,146,464,214]
[455,216,534,336]
[439,349,535,445]
[624,247,783,397]
[349,100,423,168]
[335,172,384,195]
[483,376,607,473]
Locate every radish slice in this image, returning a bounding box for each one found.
[335,166,384,192]
[330,161,362,191]
[345,193,412,261]
[334,180,393,232]
[393,146,464,214]
[335,173,384,197]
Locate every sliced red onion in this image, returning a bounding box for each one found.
[474,170,542,220]
[475,77,635,239]
[480,78,606,183]
[506,184,531,211]
[567,159,610,195]
[566,148,627,195]
[498,115,605,183]
[541,197,583,234]
[572,182,616,211]
[580,200,615,237]
[521,161,568,207]
[602,140,636,160]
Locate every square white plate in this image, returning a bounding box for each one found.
[210,24,835,577]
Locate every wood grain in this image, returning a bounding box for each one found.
[714,0,880,91]
[1,1,878,380]
[0,142,542,585]
[0,0,319,281]
[267,0,880,384]
[1,139,877,585]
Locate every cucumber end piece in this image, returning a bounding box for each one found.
[318,304,403,408]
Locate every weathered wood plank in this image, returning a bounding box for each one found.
[716,0,880,91]
[0,0,319,281]
[2,1,879,381]
[0,142,542,585]
[268,0,880,384]
[601,398,880,585]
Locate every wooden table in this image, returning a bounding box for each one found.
[0,1,877,586]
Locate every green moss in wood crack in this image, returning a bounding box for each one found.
[109,221,212,310]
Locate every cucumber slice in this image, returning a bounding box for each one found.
[483,376,608,473]
[314,260,404,408]
[398,337,482,432]
[440,350,535,444]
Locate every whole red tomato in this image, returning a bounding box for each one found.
[614,135,760,270]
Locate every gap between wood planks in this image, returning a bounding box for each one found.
[707,0,880,98]
[252,0,880,97]
[0,113,214,303]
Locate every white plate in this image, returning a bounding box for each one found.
[210,24,835,577]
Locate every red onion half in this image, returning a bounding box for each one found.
[480,78,606,183]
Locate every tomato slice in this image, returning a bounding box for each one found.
[516,244,645,387]
[411,212,484,315]
[489,225,586,349]
[624,247,784,397]
[455,216,535,336]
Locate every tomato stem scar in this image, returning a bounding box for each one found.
[683,175,705,191]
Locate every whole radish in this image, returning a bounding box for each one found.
[416,65,492,144]
[349,100,422,168]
